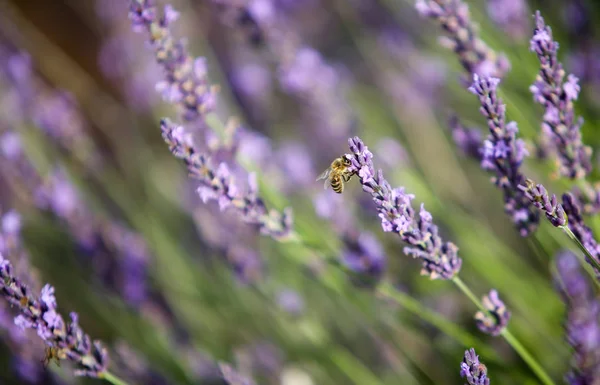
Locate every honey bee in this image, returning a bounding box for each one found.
[41,346,64,368]
[316,156,355,194]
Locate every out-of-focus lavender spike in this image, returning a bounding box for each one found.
[554,251,600,384]
[219,362,256,385]
[460,348,490,385]
[0,51,100,170]
[276,289,304,317]
[128,0,218,121]
[571,183,600,215]
[341,231,386,287]
[346,136,462,280]
[562,193,600,276]
[486,0,530,41]
[227,245,264,284]
[448,116,483,161]
[0,253,109,377]
[529,11,592,179]
[161,118,293,239]
[568,45,600,107]
[474,290,510,336]
[234,341,283,381]
[519,179,567,228]
[415,0,510,80]
[469,75,539,236]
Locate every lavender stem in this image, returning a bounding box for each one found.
[452,277,555,385]
[562,226,600,273]
[100,372,130,385]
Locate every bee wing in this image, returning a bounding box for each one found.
[316,168,330,181]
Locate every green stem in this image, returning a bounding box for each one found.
[452,277,555,385]
[562,226,600,273]
[101,372,130,385]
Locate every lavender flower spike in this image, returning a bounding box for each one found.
[519,179,567,228]
[161,118,293,239]
[562,193,600,276]
[460,348,490,385]
[554,251,600,384]
[129,0,217,121]
[469,75,539,236]
[415,0,509,79]
[346,137,462,280]
[474,290,510,336]
[530,11,592,179]
[0,254,108,377]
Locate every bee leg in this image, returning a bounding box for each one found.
[343,174,352,182]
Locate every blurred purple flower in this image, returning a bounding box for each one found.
[341,232,386,287]
[530,11,591,179]
[276,289,304,316]
[475,290,510,336]
[460,348,490,385]
[129,0,218,121]
[415,0,509,81]
[161,118,293,239]
[554,251,600,384]
[0,254,108,377]
[486,0,529,41]
[346,136,462,280]
[448,116,483,161]
[219,362,256,385]
[469,75,539,236]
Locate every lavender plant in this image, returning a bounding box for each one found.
[460,348,490,385]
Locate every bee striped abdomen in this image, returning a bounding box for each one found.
[331,175,343,193]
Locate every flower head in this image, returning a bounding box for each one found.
[460,348,490,385]
[346,136,461,280]
[475,290,510,336]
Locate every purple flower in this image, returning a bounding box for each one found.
[341,232,386,287]
[460,348,490,385]
[529,11,592,179]
[474,290,510,336]
[346,136,462,280]
[0,254,108,377]
[448,116,483,161]
[161,118,293,239]
[129,0,218,121]
[562,193,600,276]
[276,289,304,316]
[518,179,567,228]
[415,0,509,80]
[219,362,256,385]
[469,75,539,236]
[486,0,529,41]
[554,251,600,384]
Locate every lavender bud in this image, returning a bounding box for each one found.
[415,0,509,80]
[530,11,592,179]
[460,348,490,385]
[469,75,539,236]
[562,193,600,276]
[474,290,510,336]
[347,136,462,280]
[518,179,567,228]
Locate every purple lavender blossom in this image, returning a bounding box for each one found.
[474,290,510,336]
[161,118,293,239]
[571,183,600,215]
[276,289,304,316]
[554,251,600,384]
[346,136,462,280]
[486,0,530,41]
[562,193,600,276]
[341,232,386,287]
[448,116,483,161]
[0,254,108,377]
[128,0,218,121]
[460,348,490,385]
[219,362,256,385]
[469,75,539,236]
[415,0,509,80]
[519,179,567,228]
[529,11,592,179]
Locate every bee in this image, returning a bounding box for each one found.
[41,346,64,368]
[316,156,355,194]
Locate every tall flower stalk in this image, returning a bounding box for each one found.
[530,11,591,179]
[346,136,554,385]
